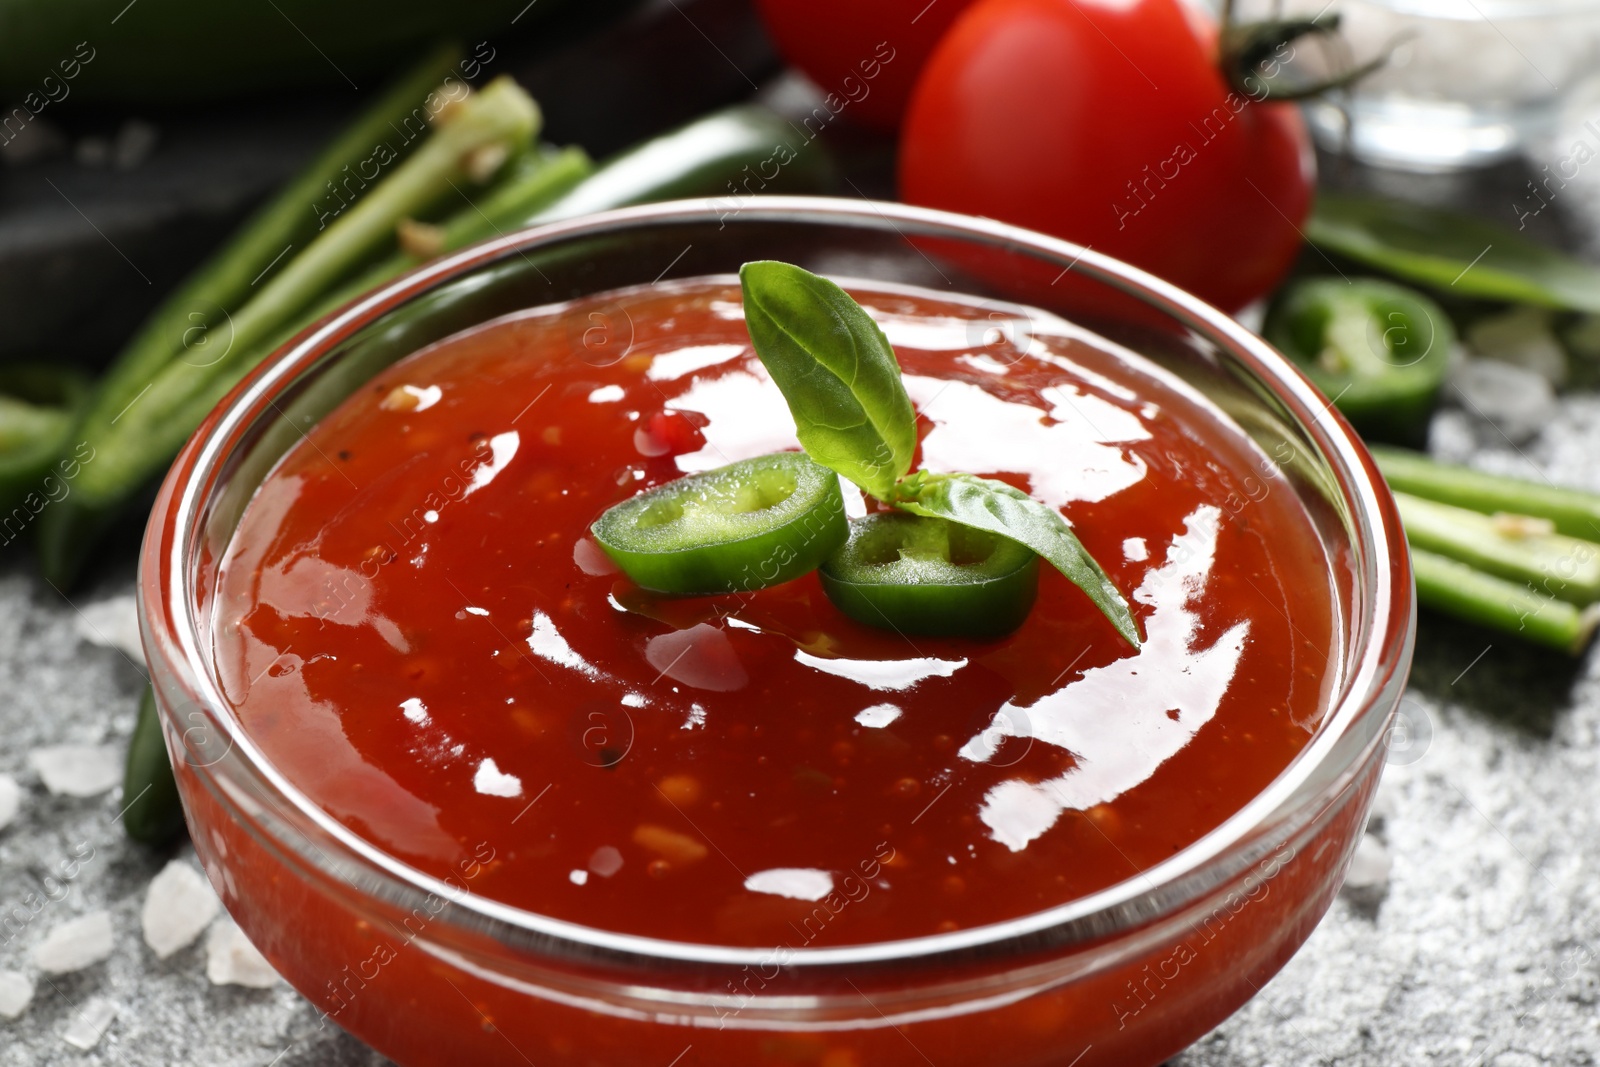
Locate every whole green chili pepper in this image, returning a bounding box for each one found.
[122,685,185,844]
[1309,193,1600,314]
[1413,548,1599,655]
[0,365,88,517]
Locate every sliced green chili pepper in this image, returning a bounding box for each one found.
[1264,278,1453,447]
[592,451,848,595]
[1412,548,1599,655]
[1308,193,1600,313]
[123,685,185,845]
[820,512,1040,638]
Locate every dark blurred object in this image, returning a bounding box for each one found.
[0,0,777,366]
[0,0,564,102]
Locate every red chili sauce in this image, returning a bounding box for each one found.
[213,277,1335,948]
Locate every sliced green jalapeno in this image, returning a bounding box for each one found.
[592,451,848,595]
[1264,277,1453,447]
[820,512,1040,638]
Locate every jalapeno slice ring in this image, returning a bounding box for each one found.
[1264,277,1453,447]
[591,451,848,595]
[820,512,1040,637]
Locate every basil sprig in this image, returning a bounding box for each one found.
[739,261,1141,647]
[740,261,918,500]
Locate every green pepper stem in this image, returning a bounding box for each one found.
[85,44,463,424]
[330,144,592,310]
[1412,548,1600,655]
[76,77,539,502]
[1375,446,1600,542]
[150,144,594,444]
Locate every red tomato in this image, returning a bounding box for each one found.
[755,0,976,131]
[898,0,1314,312]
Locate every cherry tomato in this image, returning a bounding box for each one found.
[755,0,976,132]
[899,0,1314,312]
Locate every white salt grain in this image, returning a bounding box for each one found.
[61,996,116,1050]
[1466,307,1568,388]
[142,859,221,959]
[0,772,20,830]
[33,910,115,974]
[1342,834,1393,894]
[205,918,281,988]
[28,744,122,797]
[1448,359,1557,443]
[0,970,34,1019]
[72,593,145,664]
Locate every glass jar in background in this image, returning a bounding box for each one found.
[1233,0,1600,171]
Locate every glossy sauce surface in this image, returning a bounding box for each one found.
[213,278,1335,947]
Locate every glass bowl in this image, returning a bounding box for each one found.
[138,197,1414,1067]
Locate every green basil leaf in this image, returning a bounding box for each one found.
[1308,194,1600,313]
[739,261,918,500]
[893,471,1141,647]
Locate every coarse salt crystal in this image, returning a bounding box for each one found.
[1448,359,1557,443]
[72,593,145,664]
[1342,834,1392,894]
[205,918,280,988]
[61,996,116,1050]
[1467,306,1567,388]
[0,772,20,830]
[33,910,115,974]
[142,859,221,959]
[0,970,34,1019]
[28,744,122,797]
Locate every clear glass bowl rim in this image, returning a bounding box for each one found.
[140,195,1414,971]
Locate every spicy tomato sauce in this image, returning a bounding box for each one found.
[213,277,1334,948]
